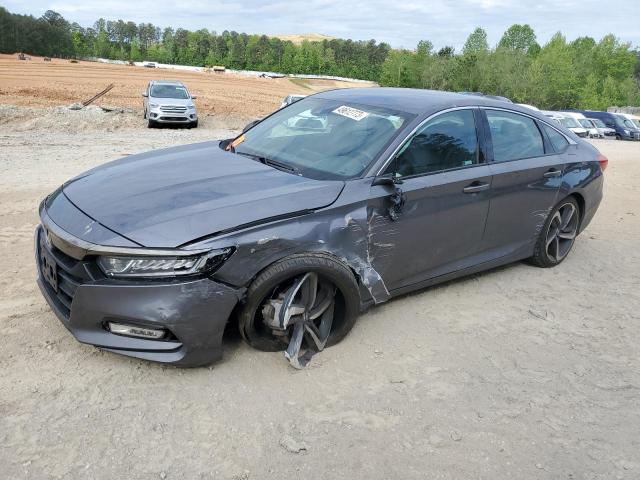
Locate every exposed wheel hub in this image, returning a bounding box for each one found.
[261,272,336,369]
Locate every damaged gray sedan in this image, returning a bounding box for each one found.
[35,88,606,368]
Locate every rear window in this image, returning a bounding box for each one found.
[394,109,479,177]
[542,124,570,153]
[486,110,545,162]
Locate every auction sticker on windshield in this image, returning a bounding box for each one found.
[333,105,370,121]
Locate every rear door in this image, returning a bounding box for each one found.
[368,108,493,291]
[480,108,567,258]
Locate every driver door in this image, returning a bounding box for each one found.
[367,108,493,292]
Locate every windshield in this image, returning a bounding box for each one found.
[578,119,592,128]
[589,118,605,128]
[622,118,637,129]
[559,117,580,128]
[150,84,190,99]
[232,97,414,180]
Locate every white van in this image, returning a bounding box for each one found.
[542,111,589,138]
[559,112,602,138]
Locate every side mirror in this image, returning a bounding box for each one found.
[372,172,403,186]
[142,92,148,97]
[191,95,197,99]
[242,119,261,133]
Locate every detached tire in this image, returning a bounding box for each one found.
[238,253,361,352]
[530,196,580,268]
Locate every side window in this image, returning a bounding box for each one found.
[486,110,544,162]
[542,124,569,153]
[394,110,478,177]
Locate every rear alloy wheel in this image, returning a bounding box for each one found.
[531,197,580,267]
[239,254,360,369]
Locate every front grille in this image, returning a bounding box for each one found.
[160,105,187,113]
[36,227,85,320]
[160,116,188,121]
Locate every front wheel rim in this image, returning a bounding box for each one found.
[545,203,578,262]
[260,272,336,369]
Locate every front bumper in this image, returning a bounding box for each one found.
[35,225,241,367]
[148,107,197,124]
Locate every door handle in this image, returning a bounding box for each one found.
[543,168,562,178]
[463,182,490,194]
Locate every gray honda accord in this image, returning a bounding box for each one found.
[35,88,606,368]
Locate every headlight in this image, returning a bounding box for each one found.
[624,129,630,135]
[97,248,233,278]
[187,104,196,110]
[149,103,159,108]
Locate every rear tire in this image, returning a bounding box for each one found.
[238,253,360,352]
[530,197,580,268]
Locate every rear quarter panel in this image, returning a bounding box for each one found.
[559,142,603,233]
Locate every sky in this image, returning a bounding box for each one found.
[5,0,639,50]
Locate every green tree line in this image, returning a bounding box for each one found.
[1,7,638,110]
[381,25,640,110]
[0,7,389,81]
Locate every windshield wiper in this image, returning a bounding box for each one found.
[235,152,299,174]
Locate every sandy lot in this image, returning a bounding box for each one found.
[0,105,639,480]
[0,54,372,118]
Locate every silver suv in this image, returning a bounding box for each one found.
[142,80,198,128]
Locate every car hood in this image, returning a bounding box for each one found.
[62,141,344,248]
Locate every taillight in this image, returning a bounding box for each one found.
[597,154,608,172]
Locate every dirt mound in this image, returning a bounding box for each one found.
[0,105,140,133]
[0,105,251,134]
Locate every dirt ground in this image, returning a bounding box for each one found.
[1,103,639,480]
[0,54,372,118]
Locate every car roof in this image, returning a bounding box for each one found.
[314,88,535,117]
[580,110,614,117]
[150,80,185,86]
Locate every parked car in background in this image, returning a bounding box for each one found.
[142,80,198,128]
[559,117,589,138]
[143,61,156,68]
[618,113,640,130]
[280,94,307,108]
[35,89,606,369]
[587,118,616,138]
[543,111,588,138]
[577,118,604,138]
[578,111,640,141]
[560,112,602,139]
[560,111,598,137]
